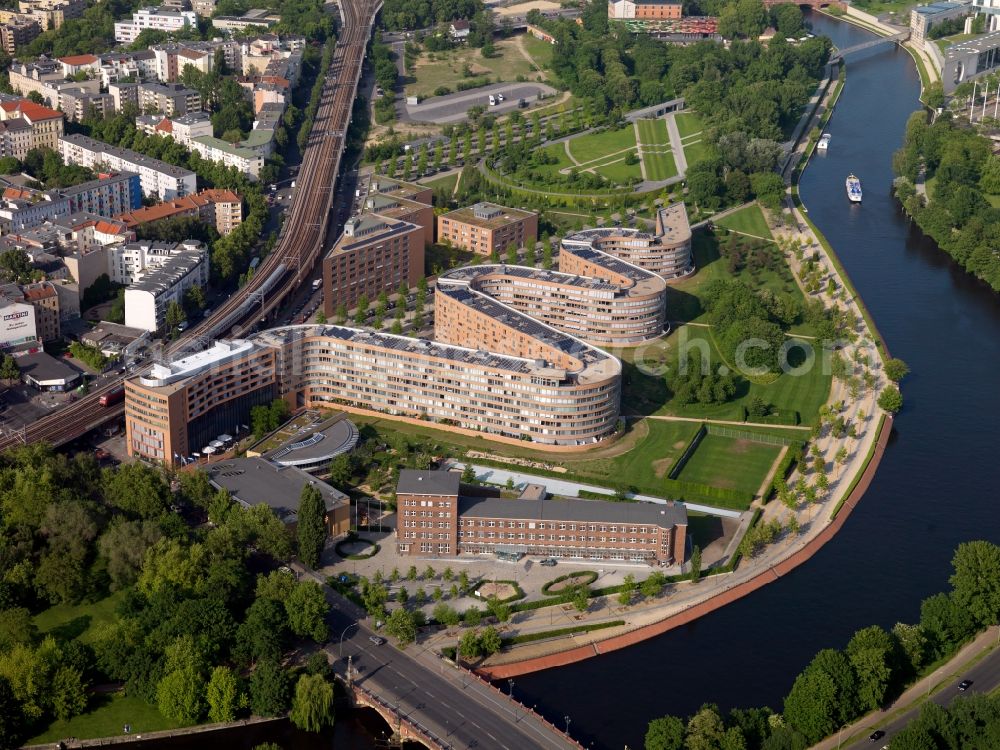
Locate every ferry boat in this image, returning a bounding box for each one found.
[817,133,830,150]
[846,174,862,203]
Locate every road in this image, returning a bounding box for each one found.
[0,0,381,453]
[295,565,581,750]
[402,83,558,124]
[821,627,1000,749]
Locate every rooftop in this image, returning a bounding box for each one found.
[398,469,460,496]
[945,29,1000,56]
[258,411,360,468]
[20,351,82,387]
[458,495,688,528]
[0,100,63,122]
[60,134,197,180]
[128,243,205,293]
[138,338,254,387]
[207,458,348,524]
[914,1,967,15]
[441,202,536,230]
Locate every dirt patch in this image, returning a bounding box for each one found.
[731,439,752,454]
[652,456,674,478]
[477,582,518,600]
[673,440,687,449]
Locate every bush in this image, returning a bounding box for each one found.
[541,571,599,596]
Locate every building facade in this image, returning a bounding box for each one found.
[59,134,197,200]
[0,17,40,55]
[116,188,242,235]
[120,240,208,331]
[395,470,688,564]
[608,0,683,19]
[0,99,64,151]
[114,7,198,44]
[125,339,277,462]
[321,213,425,316]
[437,202,538,256]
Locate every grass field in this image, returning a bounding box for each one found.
[521,33,555,70]
[421,172,458,195]
[33,591,125,645]
[29,694,182,744]
[715,203,773,239]
[351,414,703,497]
[674,111,705,139]
[591,157,643,183]
[676,434,781,495]
[636,119,677,181]
[567,125,636,165]
[405,38,539,99]
[682,138,714,166]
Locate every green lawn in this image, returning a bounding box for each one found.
[351,414,702,497]
[421,172,458,195]
[643,149,677,181]
[531,143,575,177]
[676,434,781,495]
[674,111,705,139]
[636,118,676,181]
[934,33,979,52]
[715,203,773,239]
[592,158,643,183]
[29,693,182,744]
[636,118,670,147]
[568,125,637,165]
[682,138,715,167]
[522,33,555,71]
[33,591,125,645]
[405,38,539,99]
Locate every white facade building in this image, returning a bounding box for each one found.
[0,298,37,351]
[59,134,197,201]
[121,240,208,331]
[114,7,197,44]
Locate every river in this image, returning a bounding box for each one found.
[514,11,1000,749]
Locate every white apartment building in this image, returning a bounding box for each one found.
[122,240,208,331]
[0,297,37,351]
[114,7,197,44]
[59,134,197,201]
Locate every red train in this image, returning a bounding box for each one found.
[99,387,126,407]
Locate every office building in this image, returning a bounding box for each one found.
[395,469,688,564]
[322,213,425,316]
[59,133,197,200]
[436,202,538,256]
[363,176,434,248]
[608,0,683,19]
[910,1,971,43]
[114,6,198,44]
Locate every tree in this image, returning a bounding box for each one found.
[250,658,290,717]
[157,667,206,725]
[479,625,502,655]
[877,385,903,414]
[645,715,685,750]
[685,705,726,750]
[459,629,482,659]
[690,546,702,582]
[884,357,910,382]
[845,625,895,712]
[460,464,477,484]
[386,607,417,646]
[949,540,1000,628]
[236,599,288,666]
[99,518,162,590]
[289,673,335,732]
[782,649,857,743]
[165,300,186,333]
[640,572,666,599]
[0,353,19,380]
[433,603,461,626]
[51,666,88,721]
[327,453,353,487]
[103,463,171,519]
[618,573,636,606]
[297,484,326,568]
[0,676,24,750]
[206,666,239,723]
[572,585,589,612]
[285,581,329,642]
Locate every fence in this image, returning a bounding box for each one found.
[667,423,707,480]
[705,424,796,446]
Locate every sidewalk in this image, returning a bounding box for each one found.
[810,626,1000,749]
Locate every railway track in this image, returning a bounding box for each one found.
[0,0,382,454]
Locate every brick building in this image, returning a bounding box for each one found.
[395,470,688,565]
[436,202,538,256]
[608,0,683,19]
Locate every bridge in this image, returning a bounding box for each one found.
[294,564,583,749]
[831,30,909,60]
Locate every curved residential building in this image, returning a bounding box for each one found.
[561,202,694,281]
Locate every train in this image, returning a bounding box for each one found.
[99,387,126,407]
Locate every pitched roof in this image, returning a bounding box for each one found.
[58,54,98,65]
[0,100,62,122]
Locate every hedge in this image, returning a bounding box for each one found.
[334,538,380,560]
[477,579,525,604]
[667,424,707,480]
[501,619,626,647]
[540,571,599,596]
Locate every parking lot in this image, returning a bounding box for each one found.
[403,82,558,124]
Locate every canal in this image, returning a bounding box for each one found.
[515,11,1000,750]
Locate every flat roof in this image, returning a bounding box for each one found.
[207,457,348,524]
[139,339,256,387]
[458,495,688,528]
[441,202,536,230]
[398,469,460,496]
[262,412,360,467]
[914,1,966,15]
[20,351,82,386]
[60,134,196,180]
[945,30,1000,57]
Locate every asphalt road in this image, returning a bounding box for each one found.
[298,567,578,750]
[841,641,1000,749]
[404,82,558,123]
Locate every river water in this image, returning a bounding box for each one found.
[150,13,1000,750]
[515,12,1000,750]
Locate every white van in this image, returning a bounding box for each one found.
[489,95,497,106]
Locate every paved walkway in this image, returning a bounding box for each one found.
[664,112,688,176]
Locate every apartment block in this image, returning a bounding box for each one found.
[59,134,197,200]
[152,43,213,83]
[0,99,64,151]
[437,202,538,256]
[121,240,208,331]
[0,16,40,55]
[62,172,142,216]
[395,470,688,564]
[608,0,683,19]
[188,135,265,179]
[0,172,140,233]
[18,0,85,29]
[136,111,213,146]
[0,118,34,160]
[125,339,278,462]
[322,213,425,316]
[138,82,201,116]
[114,7,198,44]
[18,280,59,340]
[116,188,243,235]
[364,176,434,248]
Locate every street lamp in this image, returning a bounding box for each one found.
[339,622,358,657]
[508,678,515,697]
[565,715,571,735]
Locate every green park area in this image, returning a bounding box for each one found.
[29,694,180,744]
[674,111,705,139]
[565,125,644,183]
[404,37,542,99]
[715,203,774,239]
[521,33,556,70]
[674,111,714,166]
[636,118,677,181]
[675,433,783,496]
[33,591,125,645]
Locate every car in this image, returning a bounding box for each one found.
[497,92,504,102]
[489,95,497,106]
[868,730,885,742]
[959,679,973,691]
[369,635,386,646]
[540,558,557,566]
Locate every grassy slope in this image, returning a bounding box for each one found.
[674,111,705,139]
[29,694,182,744]
[568,126,637,163]
[677,434,782,495]
[715,203,773,239]
[405,38,537,99]
[33,591,126,645]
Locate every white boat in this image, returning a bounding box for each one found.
[846,174,862,203]
[817,133,830,150]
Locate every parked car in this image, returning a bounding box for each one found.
[540,558,557,567]
[369,636,386,646]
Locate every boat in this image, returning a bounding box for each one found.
[846,174,862,203]
[817,133,830,150]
